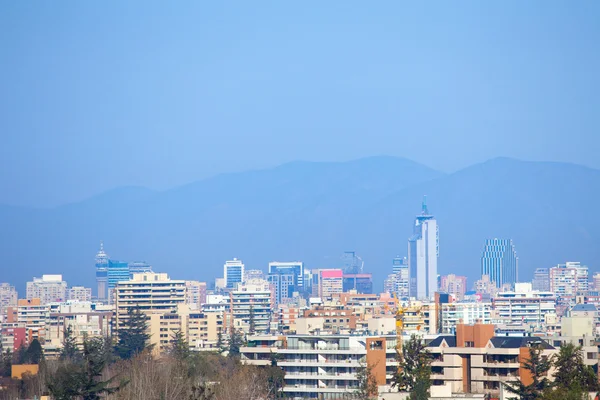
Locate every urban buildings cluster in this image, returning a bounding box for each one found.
[1,200,598,399]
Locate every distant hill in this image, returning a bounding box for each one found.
[1,156,598,294]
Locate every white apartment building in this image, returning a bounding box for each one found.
[491,283,556,330]
[440,302,492,333]
[0,283,17,317]
[66,286,92,302]
[114,272,186,331]
[26,275,68,305]
[17,298,50,342]
[230,279,273,334]
[549,262,589,297]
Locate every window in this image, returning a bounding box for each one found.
[587,352,596,360]
[465,341,474,348]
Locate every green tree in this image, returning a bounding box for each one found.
[504,345,551,400]
[170,330,190,362]
[227,328,245,358]
[216,330,224,353]
[115,306,152,359]
[248,304,256,335]
[545,343,600,399]
[60,325,81,362]
[47,337,128,400]
[0,349,12,377]
[25,339,44,364]
[355,362,378,399]
[392,334,431,400]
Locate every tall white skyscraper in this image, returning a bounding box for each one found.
[408,198,438,299]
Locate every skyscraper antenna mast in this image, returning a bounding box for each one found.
[422,195,428,215]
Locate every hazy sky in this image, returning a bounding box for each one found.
[1,1,599,207]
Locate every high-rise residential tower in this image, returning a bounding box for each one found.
[480,239,518,288]
[408,198,439,299]
[95,242,109,301]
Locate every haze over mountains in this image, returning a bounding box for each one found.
[1,156,599,293]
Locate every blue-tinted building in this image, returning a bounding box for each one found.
[224,258,245,289]
[128,261,153,278]
[481,239,518,288]
[268,261,304,303]
[108,260,130,292]
[95,242,109,301]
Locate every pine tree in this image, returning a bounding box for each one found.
[504,344,551,400]
[115,306,152,359]
[25,339,44,364]
[216,330,224,353]
[545,343,600,399]
[170,330,190,362]
[0,349,11,377]
[227,328,245,358]
[248,304,256,335]
[60,325,81,362]
[392,334,431,399]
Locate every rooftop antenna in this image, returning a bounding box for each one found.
[421,195,428,215]
[100,241,104,251]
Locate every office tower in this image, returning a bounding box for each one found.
[342,273,373,294]
[224,258,245,289]
[95,242,109,301]
[268,270,297,305]
[107,260,130,301]
[549,262,588,297]
[268,262,304,290]
[66,286,92,302]
[230,279,273,334]
[392,256,409,298]
[0,283,17,317]
[408,198,439,299]
[480,239,518,288]
[185,281,207,310]
[26,275,68,305]
[311,269,343,299]
[128,261,153,278]
[115,272,186,331]
[244,269,264,282]
[532,268,550,292]
[440,274,468,300]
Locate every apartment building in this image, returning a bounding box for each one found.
[16,298,50,343]
[230,279,273,334]
[0,283,18,318]
[426,324,556,396]
[440,302,492,333]
[26,275,67,305]
[550,262,589,299]
[114,272,186,331]
[66,286,92,302]
[185,280,207,310]
[491,283,556,330]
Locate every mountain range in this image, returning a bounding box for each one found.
[1,156,599,294]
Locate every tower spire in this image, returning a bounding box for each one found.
[421,195,428,215]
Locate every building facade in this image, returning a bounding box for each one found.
[66,286,92,302]
[532,268,550,292]
[230,279,273,334]
[480,239,518,288]
[549,262,588,298]
[26,275,67,305]
[440,274,468,300]
[408,199,438,299]
[185,280,207,310]
[224,258,245,289]
[0,283,18,318]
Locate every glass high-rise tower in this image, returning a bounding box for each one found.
[408,198,439,299]
[480,239,518,288]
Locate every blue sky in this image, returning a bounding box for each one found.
[1,1,598,207]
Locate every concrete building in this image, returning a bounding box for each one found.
[95,242,109,301]
[66,286,92,302]
[16,298,50,343]
[474,275,498,299]
[230,279,273,334]
[408,198,438,300]
[128,261,153,277]
[26,275,67,305]
[532,268,550,292]
[392,256,410,298]
[491,283,556,330]
[311,269,344,299]
[440,275,468,300]
[342,273,373,294]
[268,269,297,305]
[427,324,556,396]
[481,239,518,288]
[224,258,245,289]
[269,262,304,292]
[114,272,186,331]
[185,280,207,310]
[440,302,492,333]
[1,325,27,352]
[549,262,589,298]
[244,269,264,282]
[0,283,18,318]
